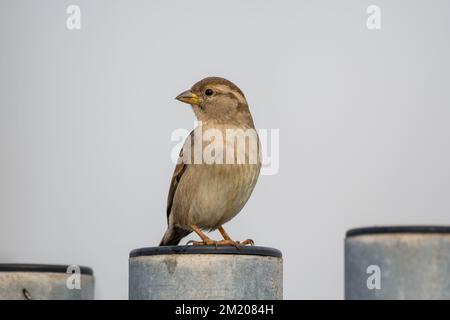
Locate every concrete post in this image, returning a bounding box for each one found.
[0,264,95,300]
[345,226,450,300]
[129,246,283,300]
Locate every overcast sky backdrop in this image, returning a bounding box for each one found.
[1,0,449,299]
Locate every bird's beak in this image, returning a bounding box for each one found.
[175,90,201,106]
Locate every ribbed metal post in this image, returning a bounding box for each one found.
[345,226,450,300]
[129,246,283,300]
[0,264,95,300]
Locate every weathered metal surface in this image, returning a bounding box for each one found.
[345,227,450,300]
[129,246,283,300]
[0,265,95,300]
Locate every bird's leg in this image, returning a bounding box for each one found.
[188,225,255,246]
[218,226,232,240]
[189,224,217,246]
[218,226,254,246]
[216,226,239,247]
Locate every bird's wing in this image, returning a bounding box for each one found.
[166,131,193,223]
[166,159,186,223]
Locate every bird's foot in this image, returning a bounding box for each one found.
[186,239,217,246]
[186,239,254,247]
[186,239,233,247]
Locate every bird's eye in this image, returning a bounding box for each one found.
[205,89,214,96]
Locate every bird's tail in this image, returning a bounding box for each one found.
[159,226,192,246]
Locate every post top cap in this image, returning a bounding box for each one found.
[130,245,282,258]
[0,263,94,275]
[346,225,450,238]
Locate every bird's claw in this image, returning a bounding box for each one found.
[236,239,254,246]
[185,240,197,246]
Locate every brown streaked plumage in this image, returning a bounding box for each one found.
[159,77,261,246]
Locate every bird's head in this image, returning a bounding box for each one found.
[176,77,250,124]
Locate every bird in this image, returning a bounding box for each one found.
[159,77,261,246]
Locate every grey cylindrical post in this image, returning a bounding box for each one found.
[0,264,95,300]
[129,246,283,300]
[345,226,450,300]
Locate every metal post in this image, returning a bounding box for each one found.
[345,226,450,300]
[129,246,283,300]
[0,264,95,300]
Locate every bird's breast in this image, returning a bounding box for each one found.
[173,124,261,229]
[191,162,260,229]
[187,124,261,166]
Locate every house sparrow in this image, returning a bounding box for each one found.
[159,77,261,246]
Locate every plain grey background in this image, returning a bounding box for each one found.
[1,0,449,299]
